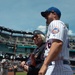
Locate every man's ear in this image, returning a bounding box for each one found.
[53,12,57,16]
[53,12,59,19]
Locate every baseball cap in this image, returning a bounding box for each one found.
[41,7,61,18]
[32,30,45,39]
[1,59,6,63]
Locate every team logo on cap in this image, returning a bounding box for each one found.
[52,27,59,34]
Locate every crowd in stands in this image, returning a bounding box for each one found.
[0,52,29,75]
[0,32,34,46]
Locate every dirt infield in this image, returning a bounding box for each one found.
[8,72,14,75]
[8,72,26,75]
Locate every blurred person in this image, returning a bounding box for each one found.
[8,56,19,75]
[21,30,46,75]
[38,7,73,75]
[0,61,3,75]
[1,58,9,75]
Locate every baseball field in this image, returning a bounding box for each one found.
[16,72,27,75]
[16,72,75,75]
[8,72,27,75]
[16,73,75,75]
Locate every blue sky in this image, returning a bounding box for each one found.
[0,0,75,35]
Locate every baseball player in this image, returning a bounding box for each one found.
[38,7,73,75]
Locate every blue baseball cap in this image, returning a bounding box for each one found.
[41,7,61,18]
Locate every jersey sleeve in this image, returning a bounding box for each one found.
[49,20,65,42]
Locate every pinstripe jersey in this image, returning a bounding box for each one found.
[44,20,73,75]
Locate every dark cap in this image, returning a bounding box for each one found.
[32,30,45,39]
[41,7,61,18]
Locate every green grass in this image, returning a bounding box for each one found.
[16,72,75,75]
[16,72,27,75]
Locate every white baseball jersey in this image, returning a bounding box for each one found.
[44,20,73,75]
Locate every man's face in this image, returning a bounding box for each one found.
[33,34,42,46]
[45,12,54,25]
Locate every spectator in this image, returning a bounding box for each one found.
[1,58,9,75]
[21,30,46,75]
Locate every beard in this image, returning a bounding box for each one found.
[46,18,53,25]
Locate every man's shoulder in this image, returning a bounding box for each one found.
[34,43,45,52]
[40,43,46,48]
[35,43,45,49]
[50,20,65,27]
[51,20,64,24]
